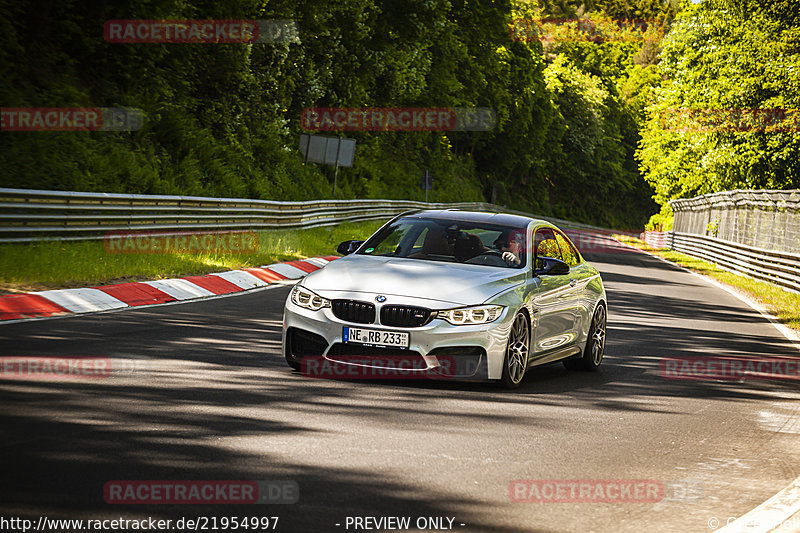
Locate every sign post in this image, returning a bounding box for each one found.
[298,134,356,197]
[333,135,342,197]
[421,169,433,203]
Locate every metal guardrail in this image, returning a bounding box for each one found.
[5,188,798,292]
[640,230,671,249]
[670,232,800,292]
[0,188,599,243]
[670,189,800,254]
[667,189,800,291]
[671,189,800,212]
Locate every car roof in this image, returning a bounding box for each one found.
[399,209,552,228]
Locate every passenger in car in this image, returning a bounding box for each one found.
[454,233,486,262]
[408,227,454,259]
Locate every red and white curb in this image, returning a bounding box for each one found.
[0,256,339,322]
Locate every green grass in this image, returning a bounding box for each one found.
[0,220,385,293]
[615,235,800,333]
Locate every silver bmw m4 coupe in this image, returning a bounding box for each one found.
[282,210,607,388]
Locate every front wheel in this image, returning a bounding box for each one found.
[564,304,606,371]
[501,312,530,388]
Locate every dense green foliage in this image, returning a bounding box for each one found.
[637,0,800,229]
[1,0,688,228]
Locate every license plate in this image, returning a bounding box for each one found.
[343,327,409,348]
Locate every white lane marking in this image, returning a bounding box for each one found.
[32,288,128,313]
[143,279,215,300]
[261,262,308,279]
[210,270,270,290]
[717,476,800,533]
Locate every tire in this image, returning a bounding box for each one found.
[564,303,606,371]
[500,312,530,388]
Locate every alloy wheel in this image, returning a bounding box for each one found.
[503,313,530,387]
[590,304,606,366]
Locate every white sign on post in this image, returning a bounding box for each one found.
[299,134,355,167]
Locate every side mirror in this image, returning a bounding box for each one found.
[337,240,364,256]
[534,257,570,276]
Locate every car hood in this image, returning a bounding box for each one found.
[301,255,525,306]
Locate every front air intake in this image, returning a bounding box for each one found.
[380,305,435,327]
[331,300,376,324]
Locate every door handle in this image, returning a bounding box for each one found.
[569,279,576,287]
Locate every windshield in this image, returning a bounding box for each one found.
[357,217,528,268]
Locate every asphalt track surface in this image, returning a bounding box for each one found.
[1,235,799,532]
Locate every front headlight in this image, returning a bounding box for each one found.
[436,305,504,325]
[291,285,331,311]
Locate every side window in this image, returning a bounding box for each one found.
[534,228,562,267]
[555,232,581,268]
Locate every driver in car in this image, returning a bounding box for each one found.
[453,229,524,267]
[494,231,523,267]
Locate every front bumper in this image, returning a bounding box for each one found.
[282,291,514,380]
